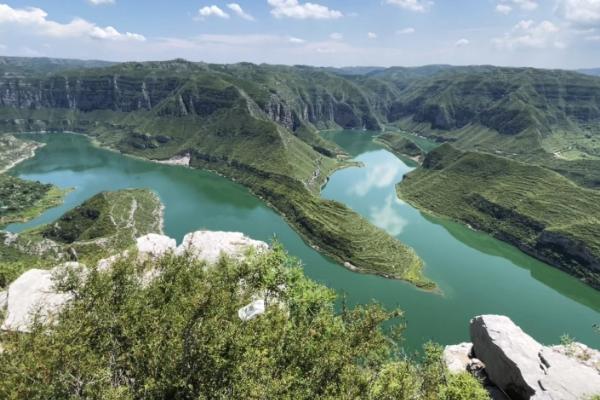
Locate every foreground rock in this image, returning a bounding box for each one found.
[445,314,600,400]
[0,264,84,332]
[136,233,177,260]
[176,231,268,264]
[443,342,473,374]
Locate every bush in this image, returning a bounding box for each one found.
[0,245,488,399]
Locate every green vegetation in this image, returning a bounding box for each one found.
[375,132,425,161]
[0,245,488,399]
[0,174,67,228]
[0,134,68,227]
[0,58,432,288]
[397,144,600,288]
[0,189,163,288]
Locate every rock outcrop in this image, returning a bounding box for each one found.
[445,315,600,400]
[176,231,268,264]
[443,342,473,374]
[1,230,271,332]
[136,233,177,260]
[0,264,83,332]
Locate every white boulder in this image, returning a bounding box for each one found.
[176,231,268,264]
[470,315,600,400]
[443,342,473,374]
[0,290,7,310]
[238,299,266,321]
[1,267,74,332]
[136,233,176,260]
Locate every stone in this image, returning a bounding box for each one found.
[1,267,73,332]
[136,233,176,260]
[0,290,7,310]
[238,299,266,321]
[176,231,268,264]
[551,342,600,373]
[470,314,600,400]
[443,342,473,374]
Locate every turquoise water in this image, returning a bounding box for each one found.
[7,132,600,351]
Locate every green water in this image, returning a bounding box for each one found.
[6,132,600,351]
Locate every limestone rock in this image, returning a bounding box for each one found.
[443,342,473,374]
[1,267,73,332]
[136,233,176,260]
[470,314,600,400]
[0,290,7,310]
[551,342,600,373]
[238,299,266,321]
[176,231,268,264]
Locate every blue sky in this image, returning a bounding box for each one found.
[1,0,599,68]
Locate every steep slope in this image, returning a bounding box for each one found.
[374,67,600,187]
[0,59,430,288]
[397,144,600,288]
[0,189,163,288]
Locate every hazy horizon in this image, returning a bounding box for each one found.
[1,1,600,69]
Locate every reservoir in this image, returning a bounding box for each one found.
[6,132,600,351]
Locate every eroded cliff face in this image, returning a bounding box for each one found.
[0,69,383,133]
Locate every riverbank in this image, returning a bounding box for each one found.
[397,144,600,290]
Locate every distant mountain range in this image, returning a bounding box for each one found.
[578,68,600,77]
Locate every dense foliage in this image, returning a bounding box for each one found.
[0,246,488,399]
[398,144,600,288]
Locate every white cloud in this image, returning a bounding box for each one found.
[455,38,470,46]
[88,0,115,5]
[0,43,6,50]
[227,3,255,20]
[350,159,401,197]
[496,4,512,14]
[493,19,563,49]
[397,27,416,34]
[197,5,230,20]
[288,36,305,43]
[495,0,538,14]
[329,32,343,40]
[0,4,145,41]
[559,0,600,27]
[370,195,408,236]
[385,0,433,12]
[367,32,377,39]
[268,0,343,19]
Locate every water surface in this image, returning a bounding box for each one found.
[7,132,600,351]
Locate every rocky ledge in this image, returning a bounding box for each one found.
[0,230,269,333]
[444,315,600,400]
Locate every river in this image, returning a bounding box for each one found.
[6,131,600,351]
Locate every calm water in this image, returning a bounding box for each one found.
[6,132,600,351]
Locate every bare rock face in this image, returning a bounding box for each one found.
[0,290,7,310]
[470,315,600,400]
[238,299,266,321]
[176,231,268,264]
[443,342,473,374]
[136,233,177,260]
[0,266,79,332]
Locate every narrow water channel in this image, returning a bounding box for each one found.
[7,132,600,351]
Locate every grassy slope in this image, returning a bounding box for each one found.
[0,60,431,288]
[0,189,163,288]
[397,144,600,288]
[0,135,68,227]
[375,132,425,161]
[372,67,600,188]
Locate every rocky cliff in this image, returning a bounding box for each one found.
[444,315,600,400]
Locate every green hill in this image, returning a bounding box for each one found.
[397,144,600,288]
[0,59,431,288]
[0,189,163,288]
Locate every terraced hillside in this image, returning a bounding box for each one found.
[0,58,431,288]
[0,189,163,288]
[397,144,600,288]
